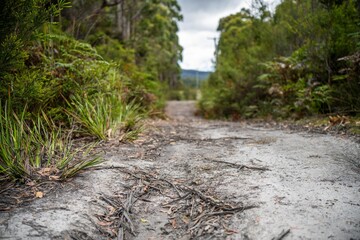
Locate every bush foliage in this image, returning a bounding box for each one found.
[0,0,182,182]
[200,0,360,119]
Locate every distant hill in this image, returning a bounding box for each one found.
[181,69,212,81]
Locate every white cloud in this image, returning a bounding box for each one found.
[179,30,217,71]
[177,0,280,71]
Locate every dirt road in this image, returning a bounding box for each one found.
[1,101,359,239]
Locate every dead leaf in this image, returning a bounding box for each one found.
[98,221,113,226]
[222,223,239,234]
[35,191,44,198]
[38,167,52,176]
[225,229,239,235]
[140,218,148,223]
[107,128,112,138]
[107,206,116,215]
[167,206,173,214]
[26,181,36,187]
[199,204,203,213]
[170,219,177,229]
[118,133,125,142]
[134,139,145,144]
[49,175,60,181]
[38,167,58,176]
[109,228,117,236]
[325,115,350,130]
[182,216,190,224]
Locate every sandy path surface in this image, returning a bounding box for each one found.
[1,101,359,239]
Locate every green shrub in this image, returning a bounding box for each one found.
[0,0,68,76]
[199,0,360,119]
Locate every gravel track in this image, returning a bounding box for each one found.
[1,101,359,239]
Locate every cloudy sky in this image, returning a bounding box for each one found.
[177,0,279,71]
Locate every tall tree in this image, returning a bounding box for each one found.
[61,0,183,86]
[200,0,360,118]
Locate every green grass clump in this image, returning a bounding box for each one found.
[0,103,103,182]
[66,94,145,141]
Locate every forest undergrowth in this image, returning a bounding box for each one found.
[0,0,182,192]
[199,0,360,129]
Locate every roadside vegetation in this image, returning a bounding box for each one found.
[167,77,199,100]
[168,70,210,100]
[199,0,360,129]
[0,0,182,183]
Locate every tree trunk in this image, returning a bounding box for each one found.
[116,1,130,41]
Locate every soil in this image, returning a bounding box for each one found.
[1,100,360,240]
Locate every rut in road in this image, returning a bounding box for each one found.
[0,100,359,240]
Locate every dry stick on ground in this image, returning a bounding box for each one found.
[175,136,253,142]
[98,181,150,239]
[204,158,270,171]
[122,169,181,198]
[97,170,177,238]
[162,181,258,238]
[181,186,226,206]
[98,168,257,239]
[272,229,291,240]
[178,188,257,238]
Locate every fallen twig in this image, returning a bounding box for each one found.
[204,158,270,171]
[163,192,191,206]
[117,227,124,240]
[272,229,291,240]
[97,168,257,239]
[176,136,252,142]
[183,186,224,205]
[202,205,257,218]
[91,166,127,171]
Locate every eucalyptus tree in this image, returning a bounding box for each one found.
[200,0,360,118]
[132,0,183,87]
[62,0,183,87]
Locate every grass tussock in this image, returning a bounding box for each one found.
[0,102,103,182]
[66,94,145,141]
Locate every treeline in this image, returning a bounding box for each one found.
[0,0,182,181]
[200,0,360,119]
